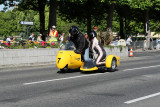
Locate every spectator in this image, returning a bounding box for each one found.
[5,36,13,47]
[118,36,121,40]
[59,33,65,44]
[156,37,160,50]
[37,34,43,42]
[144,40,147,51]
[149,37,153,50]
[65,34,74,50]
[6,36,11,43]
[113,36,119,42]
[21,35,23,40]
[45,33,49,42]
[66,34,71,42]
[156,37,160,44]
[3,35,7,41]
[85,33,88,40]
[92,27,98,37]
[10,36,15,43]
[49,25,58,42]
[29,33,35,42]
[126,36,132,51]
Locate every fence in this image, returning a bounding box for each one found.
[131,40,157,50]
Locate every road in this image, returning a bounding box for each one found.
[0,51,160,107]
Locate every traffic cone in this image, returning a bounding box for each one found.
[129,47,133,57]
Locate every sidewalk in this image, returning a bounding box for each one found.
[127,48,160,59]
[134,48,159,52]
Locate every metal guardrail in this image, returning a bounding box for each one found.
[131,41,157,50]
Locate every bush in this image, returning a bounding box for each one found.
[0,40,60,49]
[99,28,114,45]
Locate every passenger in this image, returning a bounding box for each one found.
[69,26,89,61]
[89,28,106,66]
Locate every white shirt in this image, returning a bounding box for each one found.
[60,36,64,42]
[6,37,11,43]
[126,38,132,45]
[91,37,103,59]
[29,35,35,41]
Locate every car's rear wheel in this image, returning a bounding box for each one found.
[108,57,116,72]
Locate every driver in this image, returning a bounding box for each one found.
[89,30,106,66]
[69,26,89,61]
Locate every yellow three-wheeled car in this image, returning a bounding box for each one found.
[56,44,120,72]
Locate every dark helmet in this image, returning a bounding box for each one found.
[69,26,79,38]
[89,31,97,41]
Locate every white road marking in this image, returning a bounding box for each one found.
[123,65,160,71]
[23,64,160,85]
[143,75,152,78]
[124,92,160,104]
[23,73,105,85]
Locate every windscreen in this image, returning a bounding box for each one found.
[60,41,76,50]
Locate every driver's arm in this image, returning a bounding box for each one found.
[77,34,85,53]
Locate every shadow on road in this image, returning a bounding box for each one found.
[57,69,118,74]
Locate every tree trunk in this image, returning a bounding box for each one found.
[120,16,125,39]
[86,0,91,34]
[106,4,114,45]
[38,0,46,41]
[9,0,13,7]
[144,10,150,49]
[48,0,57,33]
[87,12,91,34]
[107,4,114,31]
[145,10,150,36]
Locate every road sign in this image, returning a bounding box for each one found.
[20,21,34,25]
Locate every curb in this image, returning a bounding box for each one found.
[0,62,56,72]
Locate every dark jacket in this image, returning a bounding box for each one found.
[70,32,89,55]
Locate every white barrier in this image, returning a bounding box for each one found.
[0,47,128,68]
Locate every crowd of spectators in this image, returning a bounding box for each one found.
[2,25,156,51]
[0,25,68,49]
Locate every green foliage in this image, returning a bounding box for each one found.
[1,0,160,42]
[128,0,153,10]
[0,9,39,37]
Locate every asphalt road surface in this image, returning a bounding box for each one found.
[0,51,160,107]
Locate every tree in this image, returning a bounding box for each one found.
[128,0,154,34]
[59,0,105,34]
[48,0,57,33]
[19,0,46,40]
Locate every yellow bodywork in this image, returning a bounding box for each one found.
[116,56,120,66]
[105,55,120,68]
[56,50,120,71]
[80,63,98,71]
[56,50,83,69]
